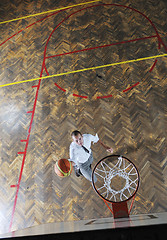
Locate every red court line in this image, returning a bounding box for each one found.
[9,68,45,232]
[17,151,25,154]
[123,82,140,93]
[149,59,158,72]
[43,57,67,92]
[44,63,49,76]
[73,93,88,98]
[20,139,27,142]
[0,8,72,47]
[9,6,59,229]
[46,35,157,59]
[9,134,30,231]
[158,35,167,51]
[97,94,113,99]
[54,82,66,92]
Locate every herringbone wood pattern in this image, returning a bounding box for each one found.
[0,0,167,234]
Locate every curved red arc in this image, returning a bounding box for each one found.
[123,82,140,93]
[44,4,165,98]
[149,59,158,72]
[73,93,88,98]
[97,95,113,99]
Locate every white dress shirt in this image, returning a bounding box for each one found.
[69,133,99,164]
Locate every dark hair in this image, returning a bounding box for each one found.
[71,130,82,137]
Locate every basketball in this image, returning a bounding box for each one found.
[54,159,73,177]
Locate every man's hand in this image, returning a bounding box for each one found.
[98,140,113,153]
[106,148,113,153]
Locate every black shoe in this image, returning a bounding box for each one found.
[74,166,82,177]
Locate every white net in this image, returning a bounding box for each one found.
[93,155,139,203]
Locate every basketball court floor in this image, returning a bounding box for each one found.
[0,0,167,237]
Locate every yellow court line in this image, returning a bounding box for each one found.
[0,0,100,25]
[0,53,166,88]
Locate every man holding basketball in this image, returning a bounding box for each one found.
[69,130,113,182]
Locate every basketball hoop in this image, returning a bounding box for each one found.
[92,155,140,218]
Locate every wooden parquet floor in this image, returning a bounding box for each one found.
[0,0,167,234]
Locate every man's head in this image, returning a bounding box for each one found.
[71,130,83,146]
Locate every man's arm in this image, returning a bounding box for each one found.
[90,133,113,153]
[98,139,113,153]
[69,144,77,165]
